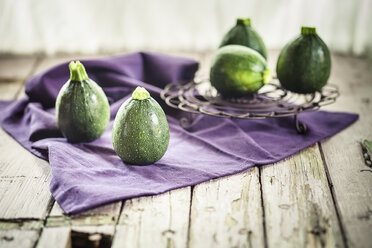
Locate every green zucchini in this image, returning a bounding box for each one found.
[55,61,110,143]
[210,45,272,97]
[276,26,331,93]
[112,87,170,165]
[220,18,267,59]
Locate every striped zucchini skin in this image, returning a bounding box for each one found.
[277,27,331,94]
[56,62,110,143]
[220,18,267,59]
[210,45,271,97]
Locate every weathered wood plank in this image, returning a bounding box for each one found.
[187,51,263,248]
[0,229,39,248]
[36,225,115,248]
[49,201,122,217]
[319,55,372,248]
[0,220,43,231]
[36,227,70,248]
[261,145,344,248]
[0,56,39,99]
[0,166,53,219]
[46,201,122,227]
[112,188,191,248]
[0,56,38,81]
[0,57,53,220]
[0,56,36,99]
[2,51,368,248]
[0,81,24,100]
[188,167,265,248]
[72,225,115,235]
[0,57,47,246]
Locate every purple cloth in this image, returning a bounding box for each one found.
[0,52,358,214]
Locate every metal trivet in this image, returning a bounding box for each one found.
[161,78,339,134]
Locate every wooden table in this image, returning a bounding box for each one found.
[0,51,371,248]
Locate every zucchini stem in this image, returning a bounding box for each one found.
[301,26,316,35]
[69,61,89,82]
[132,86,150,100]
[237,18,251,27]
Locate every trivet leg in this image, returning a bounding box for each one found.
[294,114,307,134]
[180,113,197,129]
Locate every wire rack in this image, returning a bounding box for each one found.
[161,78,339,134]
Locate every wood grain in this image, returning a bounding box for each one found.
[36,227,70,248]
[0,57,53,220]
[0,81,24,100]
[0,56,38,81]
[0,57,47,247]
[49,201,122,217]
[0,220,43,231]
[112,188,191,248]
[0,229,39,248]
[188,167,265,248]
[261,145,344,248]
[320,55,372,248]
[0,52,371,248]
[0,166,53,219]
[36,225,115,248]
[46,201,122,227]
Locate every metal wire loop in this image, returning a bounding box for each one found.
[161,79,339,134]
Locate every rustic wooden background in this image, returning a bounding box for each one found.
[0,50,371,248]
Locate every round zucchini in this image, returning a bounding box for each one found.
[210,45,272,97]
[220,18,267,59]
[276,26,331,93]
[55,61,110,143]
[112,87,170,165]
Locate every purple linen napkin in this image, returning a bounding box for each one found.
[0,52,358,214]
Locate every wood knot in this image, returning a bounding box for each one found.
[162,229,176,237]
[309,225,327,236]
[278,204,291,210]
[1,235,14,242]
[357,208,372,221]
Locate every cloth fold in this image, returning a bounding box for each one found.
[0,52,358,214]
